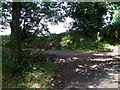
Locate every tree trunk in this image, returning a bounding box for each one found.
[10,2,22,63]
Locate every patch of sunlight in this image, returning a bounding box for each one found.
[90,65,98,68]
[106,45,115,50]
[75,68,79,72]
[88,85,96,88]
[78,65,84,68]
[27,83,42,88]
[72,57,78,60]
[93,53,104,56]
[113,46,119,52]
[75,68,85,73]
[58,58,65,63]
[67,57,79,62]
[90,58,113,61]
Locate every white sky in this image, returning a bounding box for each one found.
[0,17,74,35]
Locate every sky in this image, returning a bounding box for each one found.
[0,17,74,35]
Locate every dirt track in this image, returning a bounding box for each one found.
[42,47,120,89]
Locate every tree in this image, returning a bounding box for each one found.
[101,2,120,44]
[10,2,22,63]
[66,2,109,41]
[2,1,67,59]
[2,2,67,40]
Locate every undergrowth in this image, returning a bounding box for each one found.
[2,50,60,89]
[56,37,115,51]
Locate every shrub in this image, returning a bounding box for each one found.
[60,35,73,49]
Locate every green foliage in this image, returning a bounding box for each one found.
[22,36,52,50]
[1,35,10,47]
[60,35,73,49]
[2,2,120,89]
[47,31,114,51]
[2,50,20,77]
[1,35,10,41]
[20,62,60,88]
[69,2,109,39]
[61,38,114,51]
[2,50,60,88]
[31,30,115,51]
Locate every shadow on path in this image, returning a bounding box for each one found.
[44,50,120,89]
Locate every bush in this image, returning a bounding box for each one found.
[58,37,114,51]
[60,35,73,50]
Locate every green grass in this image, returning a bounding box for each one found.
[2,50,60,89]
